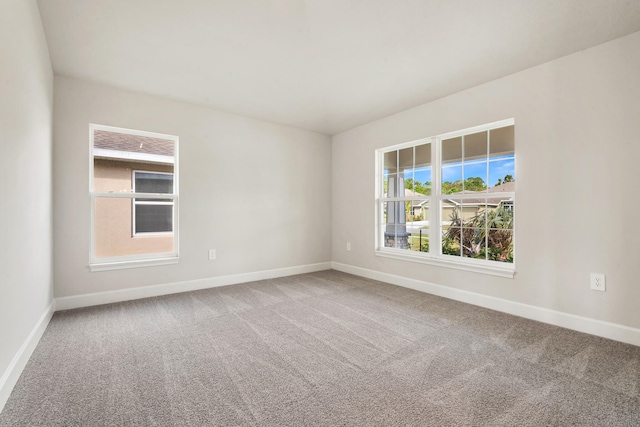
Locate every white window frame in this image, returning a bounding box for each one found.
[89,124,179,272]
[132,170,175,236]
[375,119,515,278]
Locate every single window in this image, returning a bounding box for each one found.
[132,171,174,235]
[376,119,515,277]
[90,125,179,271]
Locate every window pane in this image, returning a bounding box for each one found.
[93,129,175,156]
[94,197,174,258]
[462,228,485,259]
[486,229,513,263]
[473,201,488,227]
[385,200,398,225]
[484,196,514,263]
[135,204,173,233]
[387,174,402,198]
[442,226,461,257]
[489,125,514,189]
[384,233,396,249]
[383,173,395,198]
[93,159,134,193]
[134,172,173,194]
[461,132,488,194]
[385,223,399,249]
[408,200,428,252]
[441,200,461,226]
[404,174,416,194]
[463,162,488,192]
[383,201,410,250]
[398,147,414,174]
[93,129,175,193]
[442,199,461,256]
[486,196,514,229]
[489,157,515,188]
[413,168,431,195]
[502,200,514,216]
[398,147,415,197]
[442,165,462,194]
[415,143,431,168]
[409,228,429,253]
[489,125,514,157]
[461,202,481,222]
[384,151,398,174]
[408,200,428,222]
[413,143,432,196]
[442,137,462,164]
[464,131,488,161]
[380,202,388,247]
[442,136,464,195]
[461,227,473,258]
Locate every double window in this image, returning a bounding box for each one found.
[90,124,179,271]
[376,119,515,277]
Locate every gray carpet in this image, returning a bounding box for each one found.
[1,270,639,426]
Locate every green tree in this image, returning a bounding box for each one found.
[442,180,463,194]
[494,175,514,187]
[441,177,486,194]
[464,177,487,191]
[405,178,431,195]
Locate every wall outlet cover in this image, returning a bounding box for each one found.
[590,273,605,291]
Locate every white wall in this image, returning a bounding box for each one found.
[332,31,640,330]
[0,0,54,408]
[53,76,331,298]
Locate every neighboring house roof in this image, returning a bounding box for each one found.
[389,183,514,208]
[488,181,515,193]
[443,182,515,207]
[94,130,174,156]
[404,189,429,197]
[383,188,428,198]
[93,130,175,165]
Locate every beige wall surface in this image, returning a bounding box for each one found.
[93,159,173,193]
[332,30,640,329]
[53,76,332,298]
[0,0,53,392]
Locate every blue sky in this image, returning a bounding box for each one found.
[409,155,514,188]
[440,155,516,187]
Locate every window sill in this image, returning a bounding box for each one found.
[89,256,179,272]
[375,249,515,278]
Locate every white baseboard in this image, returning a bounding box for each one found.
[0,302,55,413]
[332,262,640,347]
[55,262,332,311]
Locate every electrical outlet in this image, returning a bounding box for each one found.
[590,273,605,291]
[346,242,351,251]
[208,249,216,260]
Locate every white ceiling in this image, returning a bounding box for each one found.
[37,0,640,135]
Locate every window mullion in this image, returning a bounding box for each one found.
[432,137,442,256]
[92,192,175,199]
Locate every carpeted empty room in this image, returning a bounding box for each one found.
[1,271,639,426]
[5,1,640,426]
